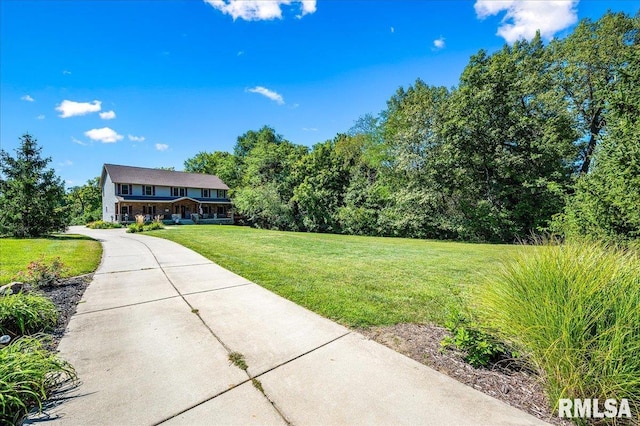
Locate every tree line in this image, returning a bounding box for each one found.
[6,12,635,241]
[183,12,639,243]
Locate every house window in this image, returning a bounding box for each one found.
[202,189,210,198]
[171,187,186,197]
[143,185,155,196]
[217,189,227,198]
[117,184,132,195]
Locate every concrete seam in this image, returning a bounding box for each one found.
[73,294,182,316]
[129,235,293,425]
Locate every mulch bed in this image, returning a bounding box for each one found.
[359,323,571,426]
[38,275,92,349]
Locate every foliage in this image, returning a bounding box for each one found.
[148,225,529,327]
[64,177,101,226]
[479,241,640,417]
[548,11,639,174]
[179,12,638,244]
[441,307,508,368]
[86,220,123,229]
[555,43,640,242]
[0,293,58,337]
[0,235,102,285]
[0,336,76,425]
[16,257,67,288]
[0,134,67,237]
[126,218,164,233]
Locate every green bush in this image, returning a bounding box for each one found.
[441,307,508,368]
[143,222,164,231]
[479,241,640,418]
[126,223,144,233]
[86,220,122,229]
[0,336,76,424]
[0,293,58,337]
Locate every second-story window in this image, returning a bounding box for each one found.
[143,185,155,196]
[202,189,210,198]
[118,184,132,195]
[171,187,186,197]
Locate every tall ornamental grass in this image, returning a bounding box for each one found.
[479,241,640,419]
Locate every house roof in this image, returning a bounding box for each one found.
[102,164,229,190]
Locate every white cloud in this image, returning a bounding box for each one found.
[62,70,72,75]
[84,127,123,143]
[391,26,395,33]
[155,143,169,151]
[56,100,102,118]
[302,127,318,131]
[37,114,45,120]
[128,134,145,142]
[433,37,445,49]
[247,86,284,105]
[100,110,116,120]
[204,0,316,21]
[58,160,73,167]
[474,0,578,43]
[21,95,35,102]
[71,137,88,146]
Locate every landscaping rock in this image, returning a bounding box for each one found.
[0,281,23,296]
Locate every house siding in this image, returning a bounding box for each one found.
[102,172,117,222]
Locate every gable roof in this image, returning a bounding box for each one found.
[102,164,229,190]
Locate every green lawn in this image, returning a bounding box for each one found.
[0,234,102,284]
[151,226,530,327]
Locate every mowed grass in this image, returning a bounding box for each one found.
[151,226,529,327]
[0,235,102,284]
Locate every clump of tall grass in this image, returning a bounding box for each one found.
[479,241,640,419]
[0,293,58,337]
[86,220,122,229]
[0,336,76,424]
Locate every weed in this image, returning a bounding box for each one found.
[191,308,199,314]
[0,293,58,337]
[252,378,264,394]
[0,336,76,424]
[441,307,508,368]
[228,351,248,371]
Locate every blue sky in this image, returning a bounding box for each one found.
[1,0,637,187]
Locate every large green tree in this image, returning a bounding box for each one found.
[559,45,640,241]
[441,35,577,241]
[549,11,639,174]
[65,177,101,225]
[184,151,239,189]
[0,134,67,237]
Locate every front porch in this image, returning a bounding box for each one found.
[113,199,233,225]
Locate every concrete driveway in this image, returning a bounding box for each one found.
[31,226,548,425]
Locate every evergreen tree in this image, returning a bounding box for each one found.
[0,134,67,237]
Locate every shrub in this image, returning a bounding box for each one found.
[86,220,122,229]
[0,293,58,337]
[479,241,640,418]
[17,257,67,288]
[126,223,144,233]
[143,221,164,232]
[441,307,508,368]
[0,336,76,424]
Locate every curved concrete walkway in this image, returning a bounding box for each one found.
[32,227,548,425]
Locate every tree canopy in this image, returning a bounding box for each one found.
[0,134,67,237]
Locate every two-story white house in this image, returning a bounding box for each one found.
[100,164,232,223]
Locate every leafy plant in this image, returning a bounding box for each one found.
[479,241,640,418]
[0,293,58,337]
[17,257,67,288]
[0,336,76,424]
[441,307,508,368]
[126,223,144,233]
[86,220,122,229]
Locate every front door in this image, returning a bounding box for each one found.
[180,205,186,219]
